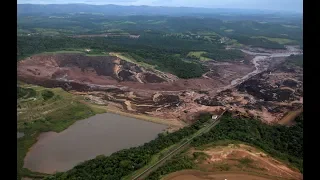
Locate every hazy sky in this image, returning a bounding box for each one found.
[18,0,303,13]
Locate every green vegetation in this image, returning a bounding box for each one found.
[253,36,298,45]
[123,144,179,180]
[192,152,210,162]
[142,113,303,179]
[17,85,106,179]
[238,157,254,165]
[202,49,245,61]
[44,114,212,180]
[17,14,303,79]
[146,152,195,180]
[17,35,210,78]
[215,163,231,171]
[187,51,211,61]
[192,112,303,172]
[17,87,36,99]
[17,12,303,180]
[230,34,286,49]
[41,90,54,100]
[285,54,303,67]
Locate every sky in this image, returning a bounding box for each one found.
[18,0,303,13]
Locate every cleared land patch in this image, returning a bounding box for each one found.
[187,51,211,61]
[253,36,298,45]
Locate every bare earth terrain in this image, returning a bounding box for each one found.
[164,144,302,180]
[17,46,302,127]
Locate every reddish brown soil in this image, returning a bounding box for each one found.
[186,144,302,180]
[18,51,302,125]
[165,171,281,180]
[17,54,232,92]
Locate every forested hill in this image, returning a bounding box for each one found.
[17,4,302,23]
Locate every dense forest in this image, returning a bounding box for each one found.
[192,112,303,172]
[17,14,302,41]
[144,113,303,180]
[17,4,302,25]
[17,14,302,51]
[285,54,303,67]
[146,152,195,180]
[202,49,245,61]
[44,114,212,180]
[229,34,286,49]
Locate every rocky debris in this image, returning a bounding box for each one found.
[282,79,298,88]
[195,96,222,106]
[197,90,209,95]
[153,94,180,107]
[217,89,232,96]
[120,61,143,73]
[141,72,166,83]
[205,71,220,78]
[237,78,296,102]
[105,88,127,94]
[117,70,136,81]
[84,95,108,105]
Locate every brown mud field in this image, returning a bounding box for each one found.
[164,170,283,180]
[164,143,302,180]
[17,53,237,92]
[188,144,302,180]
[17,46,303,125]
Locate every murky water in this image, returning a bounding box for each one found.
[17,132,25,139]
[23,113,167,174]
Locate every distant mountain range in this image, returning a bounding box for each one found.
[17,4,302,17]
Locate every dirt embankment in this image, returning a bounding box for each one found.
[165,171,282,180]
[172,144,302,180]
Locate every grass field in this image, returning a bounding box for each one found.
[187,51,211,61]
[17,84,105,179]
[224,29,234,32]
[226,39,244,47]
[253,36,298,45]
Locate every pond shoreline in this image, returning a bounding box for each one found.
[23,113,168,174]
